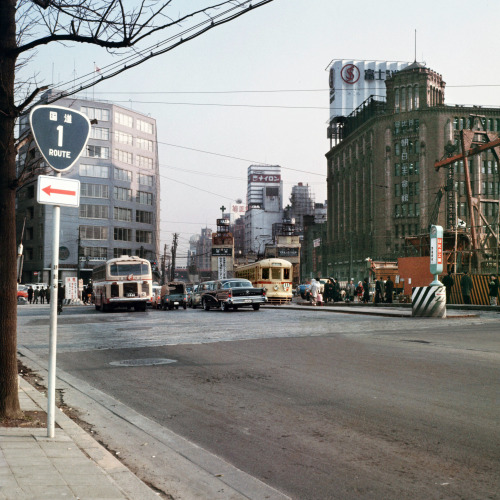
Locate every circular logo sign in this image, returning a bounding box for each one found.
[341,64,360,85]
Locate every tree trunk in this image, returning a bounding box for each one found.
[0,0,22,419]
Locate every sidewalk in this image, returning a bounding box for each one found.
[0,377,159,500]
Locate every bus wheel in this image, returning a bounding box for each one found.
[252,304,260,311]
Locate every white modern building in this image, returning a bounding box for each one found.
[16,90,160,284]
[244,165,283,256]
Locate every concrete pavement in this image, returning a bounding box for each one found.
[1,376,160,500]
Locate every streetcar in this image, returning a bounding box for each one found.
[92,255,152,312]
[234,258,293,304]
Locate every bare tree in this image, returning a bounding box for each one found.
[0,0,274,419]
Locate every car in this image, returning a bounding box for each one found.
[150,285,162,308]
[297,283,311,299]
[200,278,267,312]
[189,283,205,309]
[160,281,188,310]
[17,284,28,303]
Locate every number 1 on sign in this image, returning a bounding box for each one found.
[56,125,63,147]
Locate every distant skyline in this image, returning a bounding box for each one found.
[20,0,500,264]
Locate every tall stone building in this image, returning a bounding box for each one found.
[326,62,500,280]
[16,91,160,284]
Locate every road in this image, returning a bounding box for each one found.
[17,303,500,499]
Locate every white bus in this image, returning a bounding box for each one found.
[93,255,152,312]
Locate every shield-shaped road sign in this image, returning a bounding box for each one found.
[29,105,91,173]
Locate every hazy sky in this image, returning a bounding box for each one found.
[23,0,500,263]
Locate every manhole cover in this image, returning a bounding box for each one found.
[109,358,177,367]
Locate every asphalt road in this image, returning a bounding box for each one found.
[17,303,500,499]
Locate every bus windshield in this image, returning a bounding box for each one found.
[109,263,149,276]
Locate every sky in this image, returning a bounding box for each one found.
[20,0,500,264]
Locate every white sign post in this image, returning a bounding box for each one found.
[30,105,90,438]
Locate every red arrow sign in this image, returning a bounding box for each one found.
[42,185,76,197]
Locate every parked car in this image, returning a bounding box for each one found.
[297,283,311,300]
[150,285,162,308]
[200,278,267,312]
[17,284,28,303]
[160,281,188,310]
[189,283,206,309]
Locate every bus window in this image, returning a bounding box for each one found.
[262,268,269,279]
[272,268,281,280]
[284,268,290,280]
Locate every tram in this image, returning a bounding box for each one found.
[234,258,293,304]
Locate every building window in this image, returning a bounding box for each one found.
[114,187,132,201]
[81,183,109,198]
[85,145,109,159]
[136,191,152,205]
[114,248,132,258]
[138,173,153,186]
[136,155,153,169]
[395,143,400,156]
[79,164,109,178]
[136,210,153,224]
[114,149,133,165]
[408,86,413,111]
[114,167,132,182]
[136,230,152,244]
[395,184,401,197]
[114,130,133,145]
[79,204,109,219]
[395,88,400,113]
[115,112,133,127]
[114,228,132,241]
[81,106,109,121]
[401,87,406,112]
[114,207,132,222]
[83,247,108,258]
[395,204,401,217]
[394,163,401,177]
[80,226,108,240]
[137,137,153,151]
[90,127,109,140]
[137,119,154,134]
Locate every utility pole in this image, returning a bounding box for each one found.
[170,233,178,281]
[162,244,167,284]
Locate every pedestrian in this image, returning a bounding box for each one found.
[385,276,394,303]
[362,277,370,303]
[324,279,334,303]
[45,286,50,304]
[460,270,473,304]
[442,270,454,304]
[375,278,382,303]
[27,286,33,304]
[33,287,40,304]
[40,287,46,304]
[488,274,499,306]
[356,281,363,302]
[333,278,341,302]
[310,278,319,306]
[346,279,355,303]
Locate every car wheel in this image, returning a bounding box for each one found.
[192,303,197,309]
[221,302,229,312]
[203,299,210,311]
[252,304,260,311]
[183,303,187,309]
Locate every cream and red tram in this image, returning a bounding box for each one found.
[92,255,152,312]
[234,258,293,304]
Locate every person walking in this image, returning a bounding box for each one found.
[33,287,40,304]
[356,281,363,302]
[346,279,355,303]
[385,276,394,303]
[460,270,473,304]
[27,286,33,304]
[362,277,370,303]
[40,287,46,304]
[324,279,334,303]
[488,274,499,306]
[375,278,382,304]
[45,286,50,305]
[310,278,319,306]
[442,270,454,304]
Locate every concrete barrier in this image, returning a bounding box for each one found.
[412,285,446,318]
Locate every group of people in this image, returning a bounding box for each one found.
[306,276,394,305]
[442,270,499,306]
[27,286,50,304]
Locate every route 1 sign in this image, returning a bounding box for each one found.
[29,105,91,172]
[37,175,80,207]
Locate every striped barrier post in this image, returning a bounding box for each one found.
[412,285,446,318]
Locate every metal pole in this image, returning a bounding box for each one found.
[47,175,61,438]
